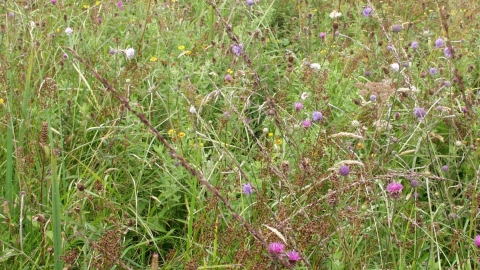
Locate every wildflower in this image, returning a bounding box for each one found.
[441,165,449,171]
[474,235,480,247]
[435,38,444,48]
[294,102,303,111]
[351,120,360,127]
[302,119,312,128]
[246,0,254,6]
[444,80,451,87]
[411,41,419,49]
[301,92,309,100]
[168,129,175,136]
[0,98,4,105]
[390,63,400,72]
[357,142,364,149]
[365,70,371,76]
[413,107,426,119]
[268,132,273,137]
[178,45,185,50]
[410,179,419,187]
[362,6,373,17]
[444,46,454,58]
[429,67,437,75]
[178,132,186,138]
[286,250,301,263]
[329,10,342,19]
[370,95,377,102]
[224,74,232,81]
[150,56,158,62]
[50,0,57,4]
[231,44,244,56]
[125,48,135,59]
[319,32,326,39]
[387,44,393,51]
[391,24,402,33]
[310,63,321,70]
[184,50,191,55]
[65,27,73,35]
[109,49,116,55]
[97,17,102,24]
[339,165,350,176]
[455,141,463,147]
[386,182,403,198]
[189,105,196,114]
[62,53,68,59]
[268,242,285,254]
[312,111,323,122]
[117,0,124,10]
[274,139,282,145]
[242,183,253,195]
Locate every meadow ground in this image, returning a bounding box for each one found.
[1,0,480,269]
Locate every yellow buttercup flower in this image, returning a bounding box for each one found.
[227,69,233,74]
[357,142,364,149]
[184,50,191,55]
[275,139,282,145]
[178,132,186,138]
[320,49,327,55]
[96,1,101,5]
[168,129,175,136]
[0,98,4,105]
[268,132,273,137]
[178,45,185,50]
[150,56,158,62]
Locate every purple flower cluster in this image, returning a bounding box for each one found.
[231,44,244,56]
[242,183,253,195]
[362,6,373,17]
[268,242,301,264]
[413,107,426,119]
[339,165,350,176]
[386,182,403,197]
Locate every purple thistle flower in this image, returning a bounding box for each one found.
[50,0,57,4]
[286,250,301,263]
[444,80,451,87]
[312,111,323,122]
[410,179,419,187]
[224,74,232,81]
[387,44,393,51]
[231,44,244,56]
[117,0,124,10]
[435,38,444,48]
[391,25,402,33]
[370,95,377,102]
[441,165,449,172]
[242,183,253,195]
[365,70,371,76]
[109,49,116,55]
[302,119,312,128]
[268,242,285,254]
[319,32,326,39]
[429,67,437,75]
[246,0,254,6]
[413,107,426,119]
[339,165,350,176]
[97,17,102,24]
[475,235,480,248]
[444,46,454,58]
[386,182,403,194]
[411,41,419,50]
[362,7,373,17]
[294,102,303,111]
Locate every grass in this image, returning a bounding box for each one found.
[1,0,480,269]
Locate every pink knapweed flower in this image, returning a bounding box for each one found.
[268,242,285,254]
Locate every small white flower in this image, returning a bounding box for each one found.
[262,127,269,133]
[189,105,196,114]
[65,27,73,35]
[351,120,360,127]
[455,141,463,147]
[125,48,135,59]
[390,63,400,72]
[329,10,342,19]
[301,92,309,100]
[310,63,321,70]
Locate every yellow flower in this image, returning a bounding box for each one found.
[178,132,186,138]
[178,45,185,50]
[184,50,191,55]
[56,28,60,33]
[268,132,273,137]
[96,1,101,5]
[199,142,204,147]
[357,142,364,149]
[130,19,136,22]
[168,129,175,136]
[312,9,317,12]
[274,139,282,145]
[83,4,89,9]
[320,49,327,55]
[0,98,4,105]
[150,56,158,62]
[227,69,233,74]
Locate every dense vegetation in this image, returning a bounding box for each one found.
[1,0,480,269]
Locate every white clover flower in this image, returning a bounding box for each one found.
[329,10,342,19]
[125,48,135,59]
[189,105,196,114]
[65,27,73,35]
[390,63,400,72]
[310,63,321,70]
